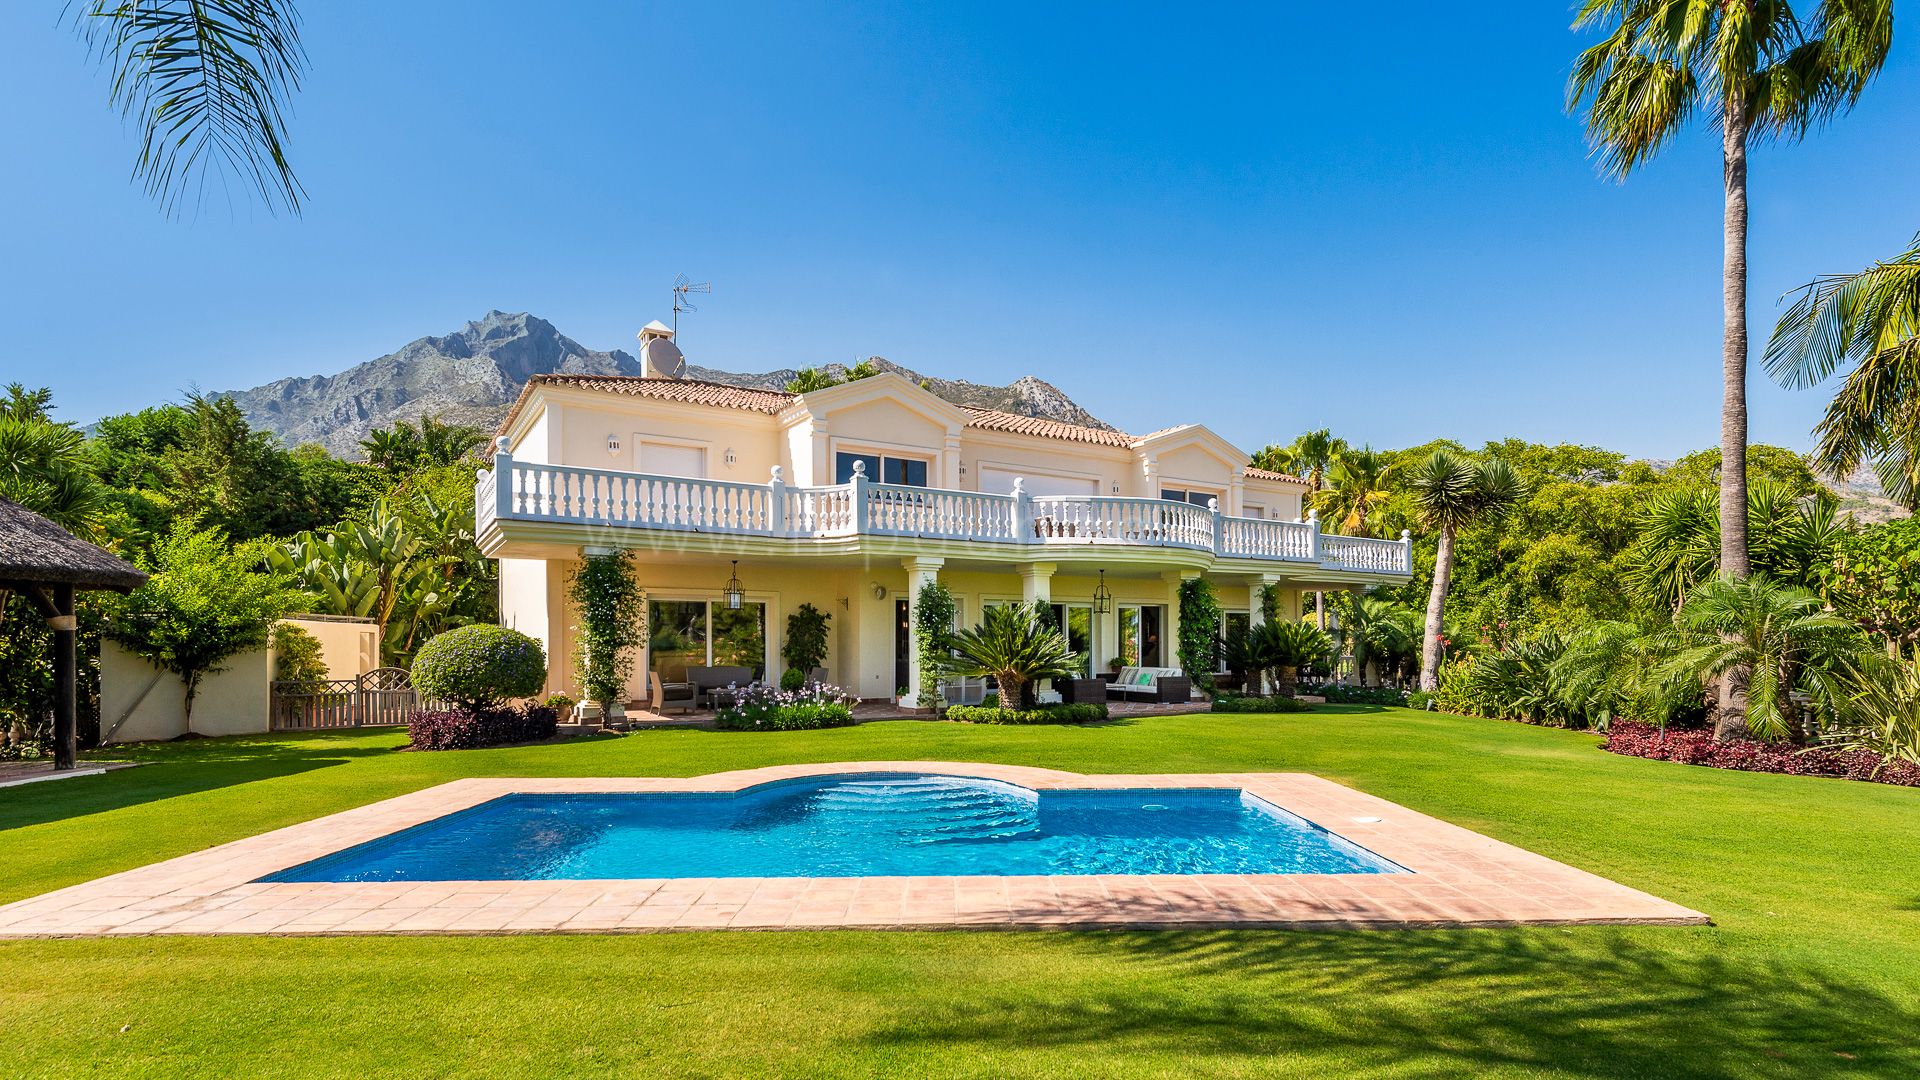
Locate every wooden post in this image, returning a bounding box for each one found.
[50,585,76,770]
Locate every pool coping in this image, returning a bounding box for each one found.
[0,762,1708,936]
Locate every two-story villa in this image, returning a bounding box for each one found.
[478,323,1411,707]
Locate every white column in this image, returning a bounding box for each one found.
[1248,574,1278,694]
[1018,563,1055,606]
[902,557,945,709]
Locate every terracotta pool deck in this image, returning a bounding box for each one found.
[0,762,1706,936]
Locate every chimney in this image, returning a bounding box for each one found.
[636,320,685,379]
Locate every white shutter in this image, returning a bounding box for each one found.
[976,467,1097,497]
[639,442,707,478]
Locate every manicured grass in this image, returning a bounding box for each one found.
[3,706,1917,1078]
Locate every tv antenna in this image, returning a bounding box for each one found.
[671,274,711,337]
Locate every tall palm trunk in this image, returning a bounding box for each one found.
[1420,525,1454,691]
[1720,107,1751,578]
[1716,104,1753,740]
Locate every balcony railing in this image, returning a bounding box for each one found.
[477,445,1411,575]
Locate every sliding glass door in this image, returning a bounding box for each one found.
[1046,603,1095,678]
[1118,604,1165,667]
[647,599,768,680]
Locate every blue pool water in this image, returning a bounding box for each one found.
[262,774,1405,882]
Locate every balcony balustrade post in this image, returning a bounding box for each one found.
[493,437,515,520]
[1208,498,1223,555]
[1307,508,1323,563]
[851,459,870,535]
[768,466,788,537]
[1012,477,1035,544]
[1399,528,1412,573]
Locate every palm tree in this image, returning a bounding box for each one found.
[1253,429,1349,627]
[1246,620,1334,699]
[1312,448,1394,537]
[941,602,1082,712]
[1570,0,1893,578]
[1408,451,1527,690]
[1763,231,1920,509]
[71,0,308,216]
[1626,478,1846,611]
[1665,576,1869,742]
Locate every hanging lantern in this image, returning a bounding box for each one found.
[1092,569,1112,615]
[724,560,745,610]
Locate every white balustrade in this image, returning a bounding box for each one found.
[476,454,1409,575]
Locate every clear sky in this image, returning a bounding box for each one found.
[4,2,1918,459]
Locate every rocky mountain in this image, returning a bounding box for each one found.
[222,311,1111,458]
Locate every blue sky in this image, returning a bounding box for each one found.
[5,1,1918,459]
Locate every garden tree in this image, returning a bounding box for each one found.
[1571,0,1893,579]
[1253,429,1349,625]
[106,526,303,733]
[783,360,882,394]
[1312,448,1395,537]
[1666,576,1870,743]
[359,417,488,473]
[1553,617,1699,729]
[0,384,107,533]
[942,601,1081,712]
[1765,230,1920,508]
[1333,594,1423,686]
[1409,450,1526,690]
[1664,445,1822,500]
[267,499,472,664]
[1822,516,1920,655]
[70,0,308,216]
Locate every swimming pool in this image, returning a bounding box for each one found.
[263,774,1405,882]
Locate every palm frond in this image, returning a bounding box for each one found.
[73,0,307,217]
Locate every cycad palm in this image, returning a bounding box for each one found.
[1570,0,1892,578]
[942,602,1082,712]
[1763,231,1920,509]
[1666,576,1868,742]
[1409,451,1527,690]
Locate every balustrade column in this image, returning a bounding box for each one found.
[493,437,515,521]
[1399,529,1413,574]
[769,466,789,537]
[1012,478,1034,543]
[851,460,870,535]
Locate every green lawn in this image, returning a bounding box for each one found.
[3,706,1917,1078]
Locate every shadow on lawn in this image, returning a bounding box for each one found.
[865,928,1920,1077]
[0,733,394,833]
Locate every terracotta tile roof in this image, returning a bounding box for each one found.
[959,408,1137,448]
[1244,466,1311,487]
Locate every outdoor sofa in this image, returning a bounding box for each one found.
[1105,666,1192,704]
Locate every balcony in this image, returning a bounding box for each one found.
[476,447,1412,577]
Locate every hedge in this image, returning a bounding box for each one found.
[407,705,559,751]
[1602,721,1920,787]
[1210,694,1313,714]
[946,702,1108,725]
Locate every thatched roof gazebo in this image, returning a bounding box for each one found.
[0,497,147,769]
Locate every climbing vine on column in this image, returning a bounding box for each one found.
[1177,577,1221,694]
[914,580,956,707]
[568,550,645,713]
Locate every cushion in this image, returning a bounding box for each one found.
[1134,671,1154,686]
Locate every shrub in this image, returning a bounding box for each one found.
[544,692,576,715]
[1406,690,1436,710]
[780,667,807,691]
[1210,694,1312,714]
[567,552,644,713]
[782,603,832,673]
[410,625,547,709]
[1602,720,1920,787]
[715,682,856,731]
[1301,682,1410,707]
[407,704,559,751]
[946,702,1108,725]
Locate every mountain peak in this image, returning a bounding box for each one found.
[222,313,1112,457]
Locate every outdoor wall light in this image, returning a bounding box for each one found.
[607,434,621,455]
[724,447,738,467]
[724,561,745,609]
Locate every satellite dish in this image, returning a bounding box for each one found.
[640,336,686,380]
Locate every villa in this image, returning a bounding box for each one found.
[477,323,1413,707]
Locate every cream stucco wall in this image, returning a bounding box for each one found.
[101,641,272,744]
[281,615,380,678]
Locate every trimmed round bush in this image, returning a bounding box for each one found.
[411,625,547,709]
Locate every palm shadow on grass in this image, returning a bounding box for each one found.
[0,734,394,833]
[864,928,1920,1078]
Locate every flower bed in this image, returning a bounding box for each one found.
[715,683,856,731]
[1602,721,1920,787]
[946,702,1108,725]
[1210,694,1313,714]
[407,705,559,751]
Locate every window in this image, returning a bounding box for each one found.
[1118,604,1165,667]
[1160,487,1219,508]
[837,452,928,487]
[647,599,767,681]
[1243,504,1266,519]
